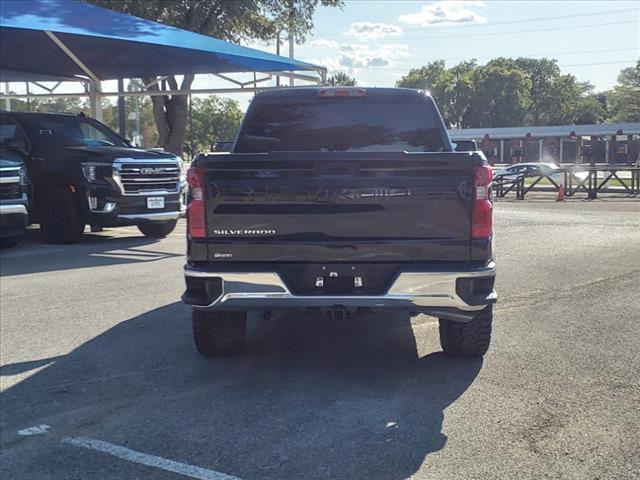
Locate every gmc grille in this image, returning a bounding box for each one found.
[0,184,21,200]
[114,161,181,196]
[0,168,22,200]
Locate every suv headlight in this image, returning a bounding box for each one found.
[177,157,187,185]
[81,162,111,182]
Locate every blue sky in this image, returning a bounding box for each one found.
[192,0,639,109]
[297,0,639,91]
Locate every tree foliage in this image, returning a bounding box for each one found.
[326,71,358,86]
[185,96,244,156]
[396,57,613,128]
[469,60,531,128]
[83,0,343,155]
[608,59,640,122]
[7,96,87,114]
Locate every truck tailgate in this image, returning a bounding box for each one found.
[201,152,477,263]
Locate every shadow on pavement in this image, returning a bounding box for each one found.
[0,356,66,376]
[0,227,183,277]
[0,303,482,480]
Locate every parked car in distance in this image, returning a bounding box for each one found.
[0,112,186,244]
[0,148,30,248]
[183,87,497,359]
[493,162,561,180]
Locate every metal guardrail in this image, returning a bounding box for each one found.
[494,166,640,200]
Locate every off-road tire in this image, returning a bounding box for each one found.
[192,310,247,357]
[39,186,84,244]
[137,220,177,238]
[439,305,493,357]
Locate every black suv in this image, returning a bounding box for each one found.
[0,112,185,243]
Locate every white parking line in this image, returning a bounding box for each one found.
[62,436,242,480]
[17,425,51,436]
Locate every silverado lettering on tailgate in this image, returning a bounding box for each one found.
[212,229,277,236]
[218,187,411,202]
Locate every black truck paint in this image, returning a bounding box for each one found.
[0,112,185,243]
[183,88,497,358]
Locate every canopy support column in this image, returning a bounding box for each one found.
[288,29,294,87]
[44,30,104,121]
[88,80,102,121]
[117,78,126,137]
[3,83,10,111]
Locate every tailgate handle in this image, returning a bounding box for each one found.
[315,162,358,175]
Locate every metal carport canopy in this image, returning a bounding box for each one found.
[0,0,324,82]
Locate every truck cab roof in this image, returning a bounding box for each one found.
[253,87,431,102]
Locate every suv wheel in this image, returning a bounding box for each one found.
[137,220,177,238]
[192,310,247,357]
[439,305,493,357]
[40,186,84,244]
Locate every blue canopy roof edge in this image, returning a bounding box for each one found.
[0,68,76,82]
[0,0,324,80]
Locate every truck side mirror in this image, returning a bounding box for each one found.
[211,140,234,152]
[3,138,28,155]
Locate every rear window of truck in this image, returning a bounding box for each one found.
[235,99,446,153]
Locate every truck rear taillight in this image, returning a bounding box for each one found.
[318,88,367,98]
[187,166,206,238]
[472,164,493,239]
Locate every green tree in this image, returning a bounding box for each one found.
[509,57,599,126]
[396,61,455,126]
[449,60,477,128]
[396,57,609,128]
[8,96,87,114]
[608,59,640,122]
[326,71,357,86]
[83,0,343,156]
[573,93,606,125]
[185,96,244,156]
[122,80,159,147]
[97,82,158,147]
[469,60,531,128]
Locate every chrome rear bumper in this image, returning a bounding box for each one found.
[184,263,496,315]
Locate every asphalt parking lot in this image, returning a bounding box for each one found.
[1,200,639,480]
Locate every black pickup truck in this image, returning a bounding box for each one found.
[0,112,184,244]
[183,87,496,358]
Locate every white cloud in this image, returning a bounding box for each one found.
[339,55,389,69]
[311,43,411,73]
[399,1,487,26]
[309,38,340,48]
[339,43,410,69]
[308,56,345,72]
[345,22,403,40]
